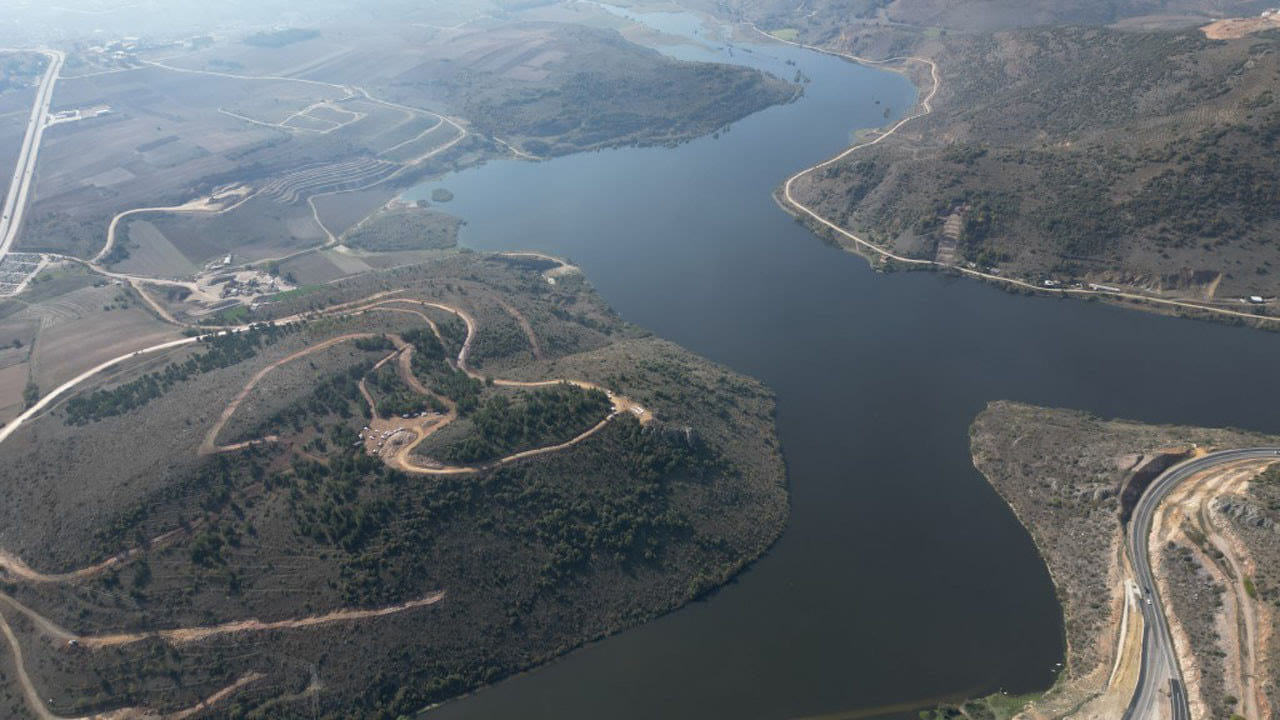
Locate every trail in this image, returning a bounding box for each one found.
[208,296,652,475]
[236,121,468,270]
[0,578,436,718]
[78,591,445,649]
[0,335,199,446]
[199,332,381,454]
[0,525,188,584]
[0,289,407,448]
[0,286,627,715]
[0,603,262,720]
[494,251,582,285]
[140,59,470,157]
[492,296,544,360]
[756,28,1280,326]
[92,187,257,265]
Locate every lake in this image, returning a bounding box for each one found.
[413,9,1280,720]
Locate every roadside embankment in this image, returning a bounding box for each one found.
[962,401,1280,718]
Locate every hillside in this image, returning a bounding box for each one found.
[0,252,788,719]
[699,0,1280,318]
[792,26,1280,306]
[703,0,1278,34]
[374,22,799,157]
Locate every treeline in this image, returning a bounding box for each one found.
[64,325,296,425]
[353,336,394,352]
[367,363,443,417]
[430,371,483,414]
[0,54,47,93]
[439,383,610,464]
[325,419,722,718]
[90,451,263,557]
[404,326,483,413]
[291,454,392,554]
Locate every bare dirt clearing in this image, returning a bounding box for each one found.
[1201,13,1280,38]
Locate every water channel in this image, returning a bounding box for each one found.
[415,9,1280,719]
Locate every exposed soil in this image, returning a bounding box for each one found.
[967,402,1280,718]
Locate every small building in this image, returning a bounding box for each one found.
[1249,295,1265,304]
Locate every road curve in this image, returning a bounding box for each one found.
[1123,448,1280,720]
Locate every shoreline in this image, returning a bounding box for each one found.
[757,30,1280,334]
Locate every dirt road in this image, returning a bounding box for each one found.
[210,296,652,475]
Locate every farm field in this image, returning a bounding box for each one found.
[20,64,456,261]
[0,360,26,425]
[109,219,201,277]
[142,194,327,266]
[22,282,182,399]
[310,186,398,238]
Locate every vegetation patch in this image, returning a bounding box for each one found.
[64,324,296,424]
[344,206,461,252]
[243,28,320,47]
[435,383,612,464]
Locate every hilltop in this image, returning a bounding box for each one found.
[0,250,788,719]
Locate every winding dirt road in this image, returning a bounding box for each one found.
[91,187,257,265]
[67,59,470,287]
[206,296,652,475]
[0,603,264,720]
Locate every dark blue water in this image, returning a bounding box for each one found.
[413,12,1280,720]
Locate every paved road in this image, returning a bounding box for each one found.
[755,29,1280,326]
[1123,448,1280,720]
[0,49,63,261]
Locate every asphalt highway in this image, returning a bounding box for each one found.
[1123,448,1280,720]
[0,48,63,261]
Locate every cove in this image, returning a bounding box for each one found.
[413,9,1280,720]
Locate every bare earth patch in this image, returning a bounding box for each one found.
[1202,13,1280,39]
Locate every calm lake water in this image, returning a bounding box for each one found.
[412,10,1280,720]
